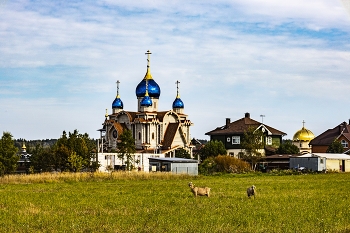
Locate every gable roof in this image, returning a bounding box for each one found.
[309,122,350,146]
[205,113,286,136]
[162,122,180,149]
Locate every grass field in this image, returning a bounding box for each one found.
[1,172,350,233]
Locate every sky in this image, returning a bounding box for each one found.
[1,0,350,141]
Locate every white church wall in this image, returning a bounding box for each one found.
[149,125,158,148]
[96,152,165,172]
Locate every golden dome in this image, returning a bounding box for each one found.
[293,126,315,141]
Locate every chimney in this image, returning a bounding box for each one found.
[226,118,230,127]
[339,122,347,133]
[245,112,250,118]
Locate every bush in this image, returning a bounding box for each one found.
[199,156,251,175]
[214,155,251,173]
[198,157,216,175]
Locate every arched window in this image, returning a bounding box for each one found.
[152,132,155,140]
[267,136,272,145]
[138,132,141,140]
[341,140,348,148]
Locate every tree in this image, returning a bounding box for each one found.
[198,140,227,161]
[53,130,96,172]
[175,148,191,159]
[240,127,264,170]
[117,130,136,171]
[326,139,344,153]
[277,140,300,154]
[0,132,19,175]
[67,152,83,172]
[30,144,55,172]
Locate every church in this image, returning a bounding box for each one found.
[97,51,194,172]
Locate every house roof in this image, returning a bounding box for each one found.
[205,113,286,136]
[148,157,198,163]
[264,154,299,160]
[309,122,350,146]
[297,153,350,160]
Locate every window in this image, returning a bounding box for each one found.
[341,140,348,148]
[267,136,272,145]
[138,132,141,140]
[227,137,231,142]
[152,132,155,140]
[232,136,240,144]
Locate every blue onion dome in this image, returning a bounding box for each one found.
[136,70,161,98]
[112,95,123,109]
[140,93,152,107]
[173,97,184,108]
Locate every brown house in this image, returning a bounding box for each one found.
[205,113,286,157]
[309,121,350,153]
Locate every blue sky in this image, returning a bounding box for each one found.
[1,0,350,140]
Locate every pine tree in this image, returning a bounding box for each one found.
[0,132,19,175]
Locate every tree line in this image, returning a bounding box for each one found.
[1,126,344,176]
[0,130,98,175]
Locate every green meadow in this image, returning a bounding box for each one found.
[0,172,350,233]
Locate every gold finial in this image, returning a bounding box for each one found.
[105,109,108,118]
[22,141,26,150]
[144,50,153,80]
[175,80,180,98]
[116,80,120,98]
[145,79,149,97]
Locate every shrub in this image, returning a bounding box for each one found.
[198,157,216,175]
[214,155,251,173]
[199,156,251,175]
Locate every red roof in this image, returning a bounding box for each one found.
[310,122,350,146]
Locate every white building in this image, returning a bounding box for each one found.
[96,50,194,172]
[290,153,350,172]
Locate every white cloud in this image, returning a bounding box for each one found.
[0,0,350,140]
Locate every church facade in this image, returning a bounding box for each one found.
[97,51,194,172]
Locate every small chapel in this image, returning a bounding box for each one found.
[292,121,315,154]
[97,50,194,172]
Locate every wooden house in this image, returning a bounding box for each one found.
[309,121,350,153]
[205,113,286,157]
